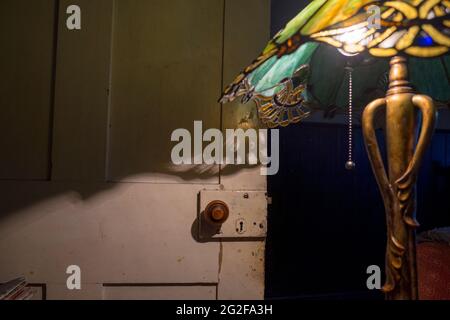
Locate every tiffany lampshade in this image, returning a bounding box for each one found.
[220,0,450,300]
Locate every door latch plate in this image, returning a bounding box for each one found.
[199,190,267,239]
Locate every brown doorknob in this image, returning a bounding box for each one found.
[204,200,229,225]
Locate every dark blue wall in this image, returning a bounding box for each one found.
[271,0,308,36]
[266,1,450,300]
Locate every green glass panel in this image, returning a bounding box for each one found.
[249,42,319,95]
[308,45,449,113]
[274,0,327,44]
[308,44,389,112]
[247,56,278,88]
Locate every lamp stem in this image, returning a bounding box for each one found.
[362,56,437,300]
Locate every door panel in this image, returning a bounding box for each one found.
[0,0,56,180]
[108,0,223,183]
[0,0,270,300]
[221,0,270,191]
[0,182,220,284]
[218,242,266,300]
[52,0,113,181]
[103,285,217,300]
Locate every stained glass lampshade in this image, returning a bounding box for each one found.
[220,0,450,301]
[220,0,449,128]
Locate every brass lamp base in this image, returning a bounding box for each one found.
[362,56,437,300]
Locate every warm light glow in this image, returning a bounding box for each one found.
[336,28,368,45]
[335,28,371,56]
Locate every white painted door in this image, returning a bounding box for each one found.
[0,0,270,300]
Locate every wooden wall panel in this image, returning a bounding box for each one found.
[218,0,270,301]
[107,0,223,184]
[51,0,113,181]
[46,284,103,300]
[0,182,220,286]
[0,0,56,180]
[47,284,217,300]
[103,285,216,300]
[218,242,266,300]
[0,0,271,300]
[220,0,270,191]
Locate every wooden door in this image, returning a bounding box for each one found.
[0,0,270,300]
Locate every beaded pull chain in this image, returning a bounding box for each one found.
[345,66,356,171]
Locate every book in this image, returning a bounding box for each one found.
[0,277,34,300]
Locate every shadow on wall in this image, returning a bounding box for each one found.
[0,116,264,224]
[0,0,276,224]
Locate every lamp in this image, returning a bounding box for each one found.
[220,0,450,300]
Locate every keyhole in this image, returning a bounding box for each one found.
[236,218,246,234]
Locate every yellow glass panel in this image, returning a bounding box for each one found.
[419,0,442,18]
[393,12,404,21]
[385,1,418,19]
[369,47,399,56]
[433,5,445,16]
[300,0,374,35]
[315,37,343,48]
[368,27,397,48]
[381,7,396,19]
[362,28,378,40]
[422,24,450,46]
[405,45,449,57]
[312,22,368,38]
[396,26,420,50]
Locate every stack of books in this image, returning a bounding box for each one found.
[0,277,34,300]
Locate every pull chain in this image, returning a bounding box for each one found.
[345,66,356,171]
